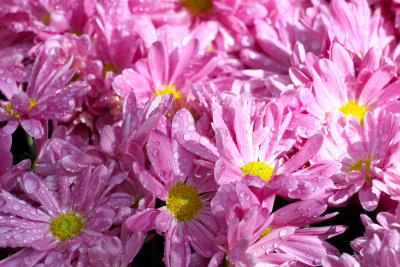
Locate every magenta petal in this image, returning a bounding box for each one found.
[271,200,328,228]
[187,219,216,257]
[164,223,191,267]
[148,42,168,86]
[147,130,174,183]
[20,118,44,139]
[0,190,50,222]
[133,162,167,200]
[10,92,30,113]
[280,133,324,173]
[125,208,161,232]
[359,183,380,211]
[154,208,174,233]
[21,173,61,215]
[0,248,47,266]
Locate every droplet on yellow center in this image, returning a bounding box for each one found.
[182,0,212,14]
[258,227,274,241]
[154,85,182,100]
[166,182,202,222]
[102,64,118,77]
[240,161,273,182]
[338,101,367,123]
[50,212,84,242]
[347,159,371,180]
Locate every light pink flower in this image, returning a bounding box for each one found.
[323,0,395,58]
[314,108,400,210]
[297,43,400,131]
[349,203,400,266]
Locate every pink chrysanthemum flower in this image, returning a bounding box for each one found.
[348,203,400,266]
[0,161,134,266]
[298,43,400,129]
[209,92,335,200]
[210,195,346,266]
[314,108,400,210]
[241,4,328,74]
[0,47,88,138]
[112,39,217,108]
[125,121,221,267]
[129,0,267,50]
[323,0,395,58]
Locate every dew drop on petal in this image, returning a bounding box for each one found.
[23,176,40,194]
[279,229,287,237]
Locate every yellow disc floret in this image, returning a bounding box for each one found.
[4,102,19,120]
[28,98,37,111]
[102,64,118,77]
[154,84,182,100]
[338,101,367,123]
[182,0,212,14]
[258,227,274,241]
[50,212,84,242]
[240,161,274,182]
[347,159,372,181]
[4,98,37,120]
[166,182,202,222]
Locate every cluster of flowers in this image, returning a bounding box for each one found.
[2,0,400,266]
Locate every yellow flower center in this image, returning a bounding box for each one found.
[347,159,372,181]
[166,182,202,222]
[4,102,19,120]
[43,13,50,25]
[240,161,274,182]
[49,212,84,242]
[258,227,274,240]
[4,99,37,120]
[338,101,367,123]
[102,64,118,77]
[154,84,182,100]
[182,0,212,14]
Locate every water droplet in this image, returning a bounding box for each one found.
[23,176,40,194]
[12,205,20,211]
[152,149,158,156]
[183,133,191,141]
[279,229,287,237]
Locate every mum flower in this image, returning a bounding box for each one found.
[348,202,400,266]
[0,161,134,266]
[125,122,220,267]
[298,43,400,127]
[113,39,217,108]
[0,47,88,138]
[210,195,346,266]
[314,108,400,210]
[210,92,334,200]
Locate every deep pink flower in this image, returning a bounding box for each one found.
[210,194,345,266]
[0,160,135,266]
[112,39,217,109]
[125,121,221,267]
[0,47,89,138]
